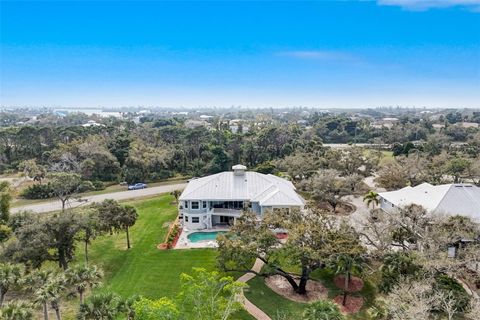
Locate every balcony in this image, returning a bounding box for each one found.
[209,208,242,217]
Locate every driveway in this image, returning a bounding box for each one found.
[12,183,187,214]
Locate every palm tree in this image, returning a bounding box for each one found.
[0,263,23,307]
[332,254,364,306]
[118,295,140,320]
[34,285,51,320]
[363,191,379,209]
[116,205,138,249]
[170,190,182,204]
[26,270,63,320]
[302,300,345,320]
[0,300,35,320]
[65,265,103,305]
[77,292,122,320]
[46,278,66,320]
[77,209,101,266]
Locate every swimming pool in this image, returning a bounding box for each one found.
[187,231,227,243]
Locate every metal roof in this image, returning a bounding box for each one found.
[179,169,305,207]
[379,183,480,221]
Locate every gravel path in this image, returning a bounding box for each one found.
[12,183,187,214]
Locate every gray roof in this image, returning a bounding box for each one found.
[379,183,480,221]
[179,169,305,207]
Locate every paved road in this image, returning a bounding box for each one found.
[12,183,187,214]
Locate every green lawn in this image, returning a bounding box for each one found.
[244,268,377,320]
[245,276,306,318]
[64,194,253,320]
[84,195,217,298]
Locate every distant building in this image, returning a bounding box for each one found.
[457,122,479,129]
[185,119,210,129]
[379,183,480,222]
[82,120,105,127]
[382,117,399,122]
[229,119,249,133]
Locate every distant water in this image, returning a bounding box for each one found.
[54,108,123,117]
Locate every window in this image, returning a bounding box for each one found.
[202,201,207,209]
[184,201,188,209]
[191,201,199,209]
[192,217,199,223]
[185,216,189,222]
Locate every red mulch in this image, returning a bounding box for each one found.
[333,275,364,292]
[275,233,288,239]
[157,243,168,250]
[157,227,183,250]
[333,295,364,314]
[170,227,182,248]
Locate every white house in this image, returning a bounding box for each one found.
[179,165,305,230]
[378,183,480,222]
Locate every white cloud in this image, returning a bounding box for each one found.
[277,50,356,61]
[378,0,480,11]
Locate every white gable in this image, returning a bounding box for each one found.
[435,185,480,221]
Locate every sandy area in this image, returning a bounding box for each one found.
[265,275,328,303]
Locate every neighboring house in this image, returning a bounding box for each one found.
[432,123,445,130]
[82,120,105,127]
[379,183,480,222]
[185,119,211,129]
[456,122,479,129]
[179,164,305,230]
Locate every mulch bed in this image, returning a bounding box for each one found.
[157,225,183,250]
[333,295,364,314]
[169,227,182,248]
[275,232,288,239]
[157,243,168,250]
[333,275,364,292]
[264,275,328,303]
[315,201,355,215]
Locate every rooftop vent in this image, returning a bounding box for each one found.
[232,164,247,176]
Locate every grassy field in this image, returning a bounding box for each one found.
[60,194,252,319]
[84,195,217,298]
[11,178,187,207]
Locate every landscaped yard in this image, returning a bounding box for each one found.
[244,268,377,320]
[48,194,376,320]
[60,194,252,319]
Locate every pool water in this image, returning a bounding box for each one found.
[187,231,227,242]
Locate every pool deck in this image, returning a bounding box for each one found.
[174,226,230,249]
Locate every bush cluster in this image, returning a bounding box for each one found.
[166,224,180,249]
[20,180,105,199]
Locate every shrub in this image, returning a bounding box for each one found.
[434,274,471,312]
[150,170,172,181]
[379,252,422,293]
[166,224,180,249]
[77,180,95,193]
[92,180,105,191]
[302,300,345,320]
[19,183,53,199]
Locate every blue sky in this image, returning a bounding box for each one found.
[1,1,479,109]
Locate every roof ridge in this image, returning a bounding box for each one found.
[261,188,299,205]
[433,184,458,211]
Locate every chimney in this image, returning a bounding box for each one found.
[232,164,247,176]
